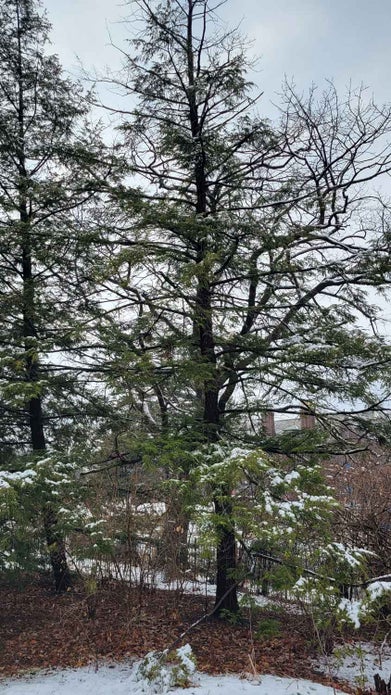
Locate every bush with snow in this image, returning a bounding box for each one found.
[133,644,197,693]
[0,453,114,574]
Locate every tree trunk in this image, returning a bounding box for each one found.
[16,6,72,592]
[22,223,72,593]
[213,492,240,615]
[160,497,190,580]
[43,506,73,592]
[185,2,239,615]
[196,286,239,614]
[29,393,72,592]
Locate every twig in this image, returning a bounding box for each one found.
[159,572,251,658]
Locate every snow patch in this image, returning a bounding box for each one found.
[1,663,348,695]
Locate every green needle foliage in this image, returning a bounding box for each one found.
[0,0,114,590]
[0,0,390,623]
[96,0,391,613]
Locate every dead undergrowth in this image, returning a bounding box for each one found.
[0,574,358,692]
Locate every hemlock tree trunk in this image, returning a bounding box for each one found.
[197,283,239,614]
[22,220,72,593]
[161,502,191,578]
[214,493,240,615]
[188,0,239,612]
[42,504,72,592]
[28,388,72,592]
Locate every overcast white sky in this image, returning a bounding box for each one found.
[47,0,391,116]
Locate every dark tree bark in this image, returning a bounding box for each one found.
[185,1,239,614]
[14,0,73,592]
[20,138,72,594]
[214,492,240,614]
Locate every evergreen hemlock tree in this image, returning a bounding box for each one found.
[0,0,109,590]
[101,0,391,613]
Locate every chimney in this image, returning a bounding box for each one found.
[262,410,276,436]
[300,409,316,430]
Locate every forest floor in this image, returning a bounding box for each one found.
[0,575,387,694]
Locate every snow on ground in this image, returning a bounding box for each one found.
[4,643,391,695]
[315,641,391,690]
[1,664,348,695]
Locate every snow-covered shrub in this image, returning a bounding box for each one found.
[0,453,114,577]
[184,444,353,590]
[134,644,197,693]
[0,462,47,573]
[355,580,391,627]
[167,443,376,647]
[292,574,356,652]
